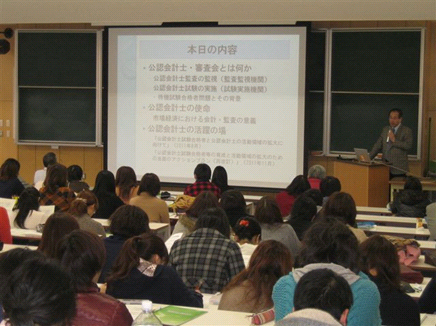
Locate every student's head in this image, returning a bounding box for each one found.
[42,152,57,168]
[194,163,212,181]
[56,229,106,292]
[93,170,116,195]
[2,257,76,326]
[404,176,422,191]
[291,195,317,222]
[38,212,80,258]
[223,240,292,309]
[307,165,326,180]
[69,190,99,217]
[295,217,360,274]
[233,216,261,244]
[109,205,150,238]
[44,163,68,192]
[320,176,342,197]
[0,158,20,181]
[359,235,401,291]
[323,192,357,227]
[107,233,169,286]
[285,175,311,196]
[195,207,231,238]
[212,166,228,189]
[115,166,137,199]
[185,191,219,218]
[67,164,83,182]
[389,108,403,128]
[220,190,247,228]
[13,187,40,228]
[137,173,161,197]
[294,269,353,325]
[254,196,283,225]
[302,188,323,206]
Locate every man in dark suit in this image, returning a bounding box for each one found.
[369,108,412,178]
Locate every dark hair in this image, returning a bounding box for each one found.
[2,257,76,326]
[389,108,403,118]
[115,166,137,202]
[359,235,401,291]
[302,188,323,206]
[109,205,150,238]
[0,158,20,181]
[138,173,161,197]
[254,196,283,224]
[220,190,247,228]
[38,212,80,258]
[93,170,116,195]
[323,192,357,227]
[43,163,68,193]
[194,163,211,181]
[186,191,219,218]
[290,195,317,223]
[320,176,341,197]
[285,175,311,196]
[56,229,106,292]
[294,269,353,321]
[233,216,261,242]
[223,240,292,310]
[195,207,231,238]
[69,190,99,217]
[67,164,83,182]
[404,176,422,191]
[295,217,360,274]
[106,233,168,285]
[13,187,40,229]
[212,166,229,192]
[42,152,57,167]
[307,165,326,179]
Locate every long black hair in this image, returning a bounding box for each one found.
[13,187,40,229]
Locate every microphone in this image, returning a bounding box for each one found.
[387,127,394,142]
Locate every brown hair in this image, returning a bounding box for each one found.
[0,158,20,181]
[69,190,99,217]
[359,235,401,291]
[254,196,283,224]
[322,192,357,227]
[223,240,292,309]
[38,212,80,258]
[109,205,150,238]
[185,191,219,218]
[43,163,68,193]
[115,166,137,202]
[137,173,161,197]
[106,233,168,285]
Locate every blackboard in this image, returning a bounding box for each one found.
[17,31,98,144]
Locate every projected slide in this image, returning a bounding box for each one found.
[108,27,306,189]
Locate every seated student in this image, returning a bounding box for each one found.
[34,151,57,188]
[172,191,219,237]
[106,233,202,307]
[39,163,76,211]
[220,190,250,230]
[1,255,76,326]
[307,164,326,190]
[0,158,25,199]
[184,163,221,198]
[68,191,106,238]
[272,218,381,326]
[389,176,430,217]
[233,216,261,266]
[321,192,367,243]
[219,240,292,313]
[56,230,133,326]
[11,187,47,229]
[38,212,80,258]
[99,205,150,283]
[92,170,124,219]
[254,196,301,258]
[129,173,170,223]
[419,272,436,314]
[169,207,245,294]
[320,176,341,205]
[288,195,317,240]
[276,175,311,217]
[0,207,12,244]
[277,269,353,326]
[67,164,90,193]
[212,165,232,194]
[115,166,138,204]
[360,235,420,326]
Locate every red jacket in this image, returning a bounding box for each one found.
[0,207,12,244]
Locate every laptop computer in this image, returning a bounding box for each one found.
[354,148,371,164]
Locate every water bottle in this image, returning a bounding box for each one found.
[132,300,162,326]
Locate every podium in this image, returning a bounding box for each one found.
[333,160,389,207]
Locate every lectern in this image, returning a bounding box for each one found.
[333,160,389,207]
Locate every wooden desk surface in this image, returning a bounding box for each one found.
[356,214,425,227]
[363,225,430,238]
[356,206,392,215]
[1,243,38,252]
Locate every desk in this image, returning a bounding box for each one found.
[356,214,425,228]
[363,225,430,238]
[390,177,436,201]
[408,277,431,299]
[1,243,38,252]
[93,219,170,241]
[356,206,391,215]
[409,256,436,272]
[10,228,42,240]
